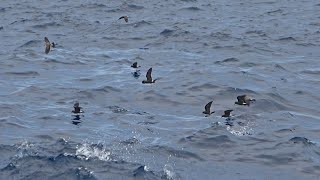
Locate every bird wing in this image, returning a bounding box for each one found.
[45,44,50,54]
[205,101,213,113]
[44,37,50,44]
[224,110,233,115]
[132,62,137,67]
[237,95,245,104]
[243,95,252,104]
[119,16,128,22]
[44,37,51,54]
[146,68,152,81]
[74,102,79,108]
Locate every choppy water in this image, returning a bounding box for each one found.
[1,0,320,179]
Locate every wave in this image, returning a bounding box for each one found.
[31,22,62,29]
[276,37,296,42]
[44,59,86,65]
[160,29,175,37]
[289,137,313,145]
[0,7,6,13]
[245,30,267,36]
[93,85,121,93]
[5,71,39,76]
[78,3,107,9]
[301,70,320,75]
[180,0,197,2]
[215,57,240,65]
[108,105,128,113]
[0,140,171,179]
[180,130,236,148]
[188,83,219,92]
[133,20,152,28]
[145,145,204,161]
[266,9,283,15]
[127,4,144,10]
[179,7,202,11]
[133,165,158,179]
[19,40,40,47]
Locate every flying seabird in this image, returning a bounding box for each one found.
[222,110,233,117]
[72,102,83,113]
[203,101,215,116]
[142,68,157,84]
[119,16,129,23]
[131,62,140,68]
[235,95,255,106]
[44,37,56,54]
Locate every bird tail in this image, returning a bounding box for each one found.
[153,78,161,82]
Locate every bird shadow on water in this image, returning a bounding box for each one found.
[71,114,84,126]
[131,70,141,79]
[225,117,235,127]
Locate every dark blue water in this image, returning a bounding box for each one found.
[1,0,320,179]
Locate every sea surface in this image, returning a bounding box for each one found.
[1,0,320,179]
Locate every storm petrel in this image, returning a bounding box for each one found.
[72,102,83,113]
[142,68,157,84]
[44,37,55,54]
[203,101,215,116]
[222,110,233,117]
[119,16,129,23]
[235,95,255,106]
[131,62,141,68]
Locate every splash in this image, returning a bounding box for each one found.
[76,143,111,161]
[226,124,254,136]
[15,141,35,158]
[163,164,176,180]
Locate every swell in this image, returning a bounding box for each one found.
[31,22,62,29]
[301,70,320,75]
[5,71,39,76]
[133,20,152,28]
[214,57,240,65]
[0,140,165,179]
[144,145,204,161]
[179,7,203,11]
[45,59,86,65]
[19,40,41,47]
[181,134,235,148]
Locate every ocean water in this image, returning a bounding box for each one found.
[1,0,320,179]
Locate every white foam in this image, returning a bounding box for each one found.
[163,164,176,180]
[76,143,111,161]
[227,125,254,136]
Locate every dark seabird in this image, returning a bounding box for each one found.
[44,37,56,54]
[72,102,83,113]
[142,68,157,84]
[119,16,128,23]
[235,95,255,106]
[222,110,233,117]
[203,101,215,116]
[131,62,141,68]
